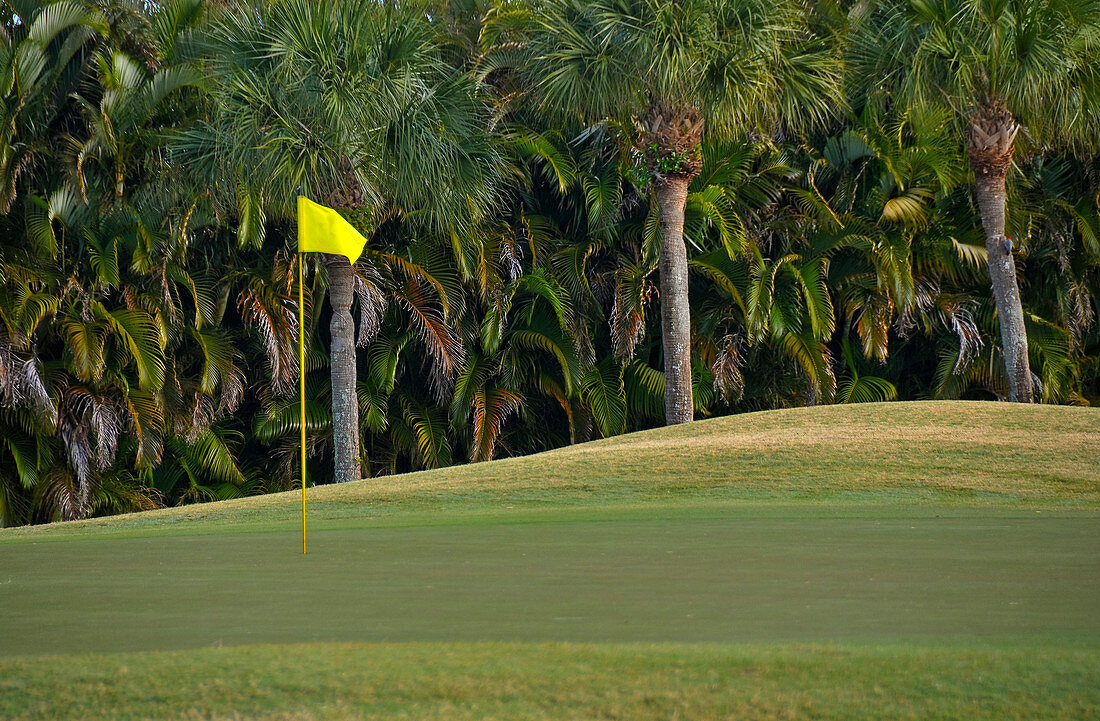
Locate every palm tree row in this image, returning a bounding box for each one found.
[0,0,1096,526]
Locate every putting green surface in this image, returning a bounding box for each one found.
[1,402,1098,719]
[3,509,1099,656]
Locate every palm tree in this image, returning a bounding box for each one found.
[848,0,1100,402]
[512,0,842,424]
[191,0,502,484]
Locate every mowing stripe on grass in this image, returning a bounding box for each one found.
[3,510,1097,656]
[1,403,1098,720]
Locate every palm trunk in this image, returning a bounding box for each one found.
[969,105,1032,402]
[654,175,694,425]
[323,254,361,483]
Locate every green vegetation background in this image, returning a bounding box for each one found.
[0,0,1097,531]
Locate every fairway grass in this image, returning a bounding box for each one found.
[1,401,1098,720]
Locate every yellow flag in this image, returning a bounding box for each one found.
[297,196,368,264]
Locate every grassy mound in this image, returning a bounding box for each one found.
[6,400,1098,541]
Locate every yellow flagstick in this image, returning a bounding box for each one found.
[296,193,368,555]
[299,254,307,555]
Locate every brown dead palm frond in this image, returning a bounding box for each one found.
[470,385,522,462]
[238,275,298,395]
[610,259,657,362]
[392,278,466,402]
[353,261,388,348]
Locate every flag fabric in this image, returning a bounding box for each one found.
[297,196,368,264]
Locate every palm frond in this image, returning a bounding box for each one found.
[507,127,577,195]
[685,185,747,258]
[777,331,836,404]
[581,356,626,438]
[254,389,331,442]
[623,359,664,421]
[508,323,582,396]
[610,259,656,361]
[582,163,622,234]
[470,385,522,462]
[837,374,898,404]
[401,397,453,469]
[94,304,167,391]
[393,277,465,401]
[796,257,836,340]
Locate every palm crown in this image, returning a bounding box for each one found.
[527,0,841,164]
[190,0,501,227]
[849,0,1100,148]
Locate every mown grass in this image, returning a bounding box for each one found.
[1,642,1097,721]
[6,513,1097,656]
[1,401,1097,720]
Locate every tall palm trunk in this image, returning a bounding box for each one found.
[323,254,361,482]
[642,103,704,426]
[654,175,694,424]
[968,103,1032,402]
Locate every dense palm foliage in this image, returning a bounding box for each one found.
[0,0,1096,526]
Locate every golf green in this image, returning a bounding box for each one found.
[4,509,1097,657]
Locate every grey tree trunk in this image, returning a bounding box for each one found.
[654,175,694,425]
[323,254,362,483]
[968,111,1033,403]
[973,172,1032,402]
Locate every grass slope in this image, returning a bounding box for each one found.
[5,401,1098,542]
[1,401,1098,720]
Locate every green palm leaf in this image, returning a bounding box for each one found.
[166,428,253,501]
[796,257,836,341]
[508,127,577,195]
[254,391,332,443]
[623,360,665,421]
[581,357,627,438]
[188,328,243,399]
[94,304,166,391]
[509,324,582,397]
[62,319,105,383]
[582,164,622,234]
[778,331,836,404]
[357,380,390,434]
[837,375,898,404]
[401,398,452,469]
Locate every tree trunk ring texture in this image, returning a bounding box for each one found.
[655,175,694,425]
[968,102,1033,403]
[322,253,362,483]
